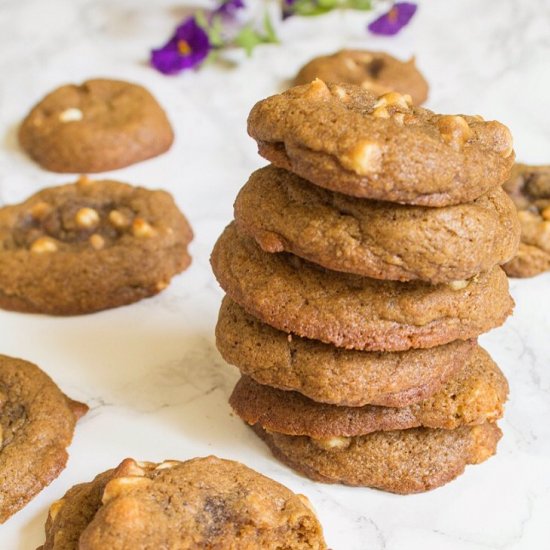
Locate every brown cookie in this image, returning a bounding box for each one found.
[247,80,514,206]
[294,50,429,105]
[19,79,174,173]
[253,423,501,493]
[0,355,87,523]
[0,176,193,315]
[502,163,550,277]
[230,345,508,438]
[216,297,475,407]
[40,456,326,550]
[211,223,513,351]
[235,166,520,283]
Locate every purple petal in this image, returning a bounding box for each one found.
[215,0,245,16]
[151,17,211,75]
[368,2,417,36]
[281,0,296,19]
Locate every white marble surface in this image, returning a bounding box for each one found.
[1,0,550,548]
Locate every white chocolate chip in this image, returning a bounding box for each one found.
[30,202,51,220]
[393,113,405,126]
[75,207,100,229]
[343,57,359,71]
[132,218,155,238]
[372,106,390,119]
[313,436,351,451]
[89,234,105,250]
[77,175,91,187]
[48,499,65,521]
[59,108,83,122]
[437,115,473,151]
[30,237,58,253]
[448,279,470,291]
[108,210,130,229]
[155,281,169,292]
[340,140,383,176]
[333,86,349,101]
[303,78,330,100]
[117,459,147,477]
[154,460,180,470]
[374,92,412,111]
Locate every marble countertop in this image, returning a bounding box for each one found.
[1,0,550,548]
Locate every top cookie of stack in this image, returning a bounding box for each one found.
[248,79,514,208]
[212,79,520,493]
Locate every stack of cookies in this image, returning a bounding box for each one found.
[211,80,520,493]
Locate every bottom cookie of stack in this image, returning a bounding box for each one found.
[229,345,507,494]
[253,424,501,494]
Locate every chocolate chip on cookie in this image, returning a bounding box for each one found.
[294,50,429,105]
[211,223,513,351]
[253,423,501,494]
[40,456,327,549]
[19,79,174,173]
[0,177,193,315]
[217,297,475,407]
[0,355,87,523]
[235,166,520,283]
[503,163,550,277]
[230,345,507,438]
[248,81,514,206]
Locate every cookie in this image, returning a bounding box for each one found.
[235,166,520,283]
[19,79,174,173]
[294,50,429,105]
[502,163,550,277]
[0,355,87,523]
[247,80,514,206]
[211,223,513,351]
[230,346,507,438]
[216,297,475,407]
[40,456,326,550]
[0,176,193,315]
[253,423,501,493]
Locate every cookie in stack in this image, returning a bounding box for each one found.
[211,80,520,493]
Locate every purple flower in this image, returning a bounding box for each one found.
[151,17,211,75]
[281,0,296,20]
[215,0,245,17]
[368,2,417,36]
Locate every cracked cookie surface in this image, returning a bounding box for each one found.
[235,166,520,283]
[248,81,514,206]
[0,355,87,523]
[503,163,550,277]
[211,223,513,351]
[0,177,192,315]
[294,49,429,105]
[230,346,508,437]
[40,456,326,550]
[19,79,174,173]
[217,297,474,407]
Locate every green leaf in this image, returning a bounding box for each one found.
[234,25,264,56]
[291,0,334,16]
[208,15,225,48]
[263,11,279,44]
[346,0,372,10]
[194,10,208,29]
